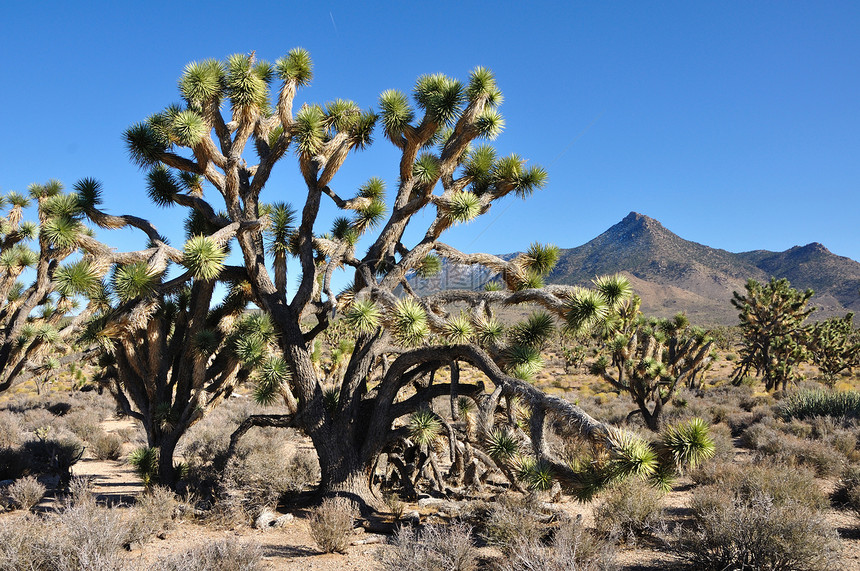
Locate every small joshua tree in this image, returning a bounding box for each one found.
[731,278,814,391]
[570,276,714,431]
[806,313,860,387]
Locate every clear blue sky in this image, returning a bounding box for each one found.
[2,1,858,270]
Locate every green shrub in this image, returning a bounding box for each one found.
[778,389,860,421]
[308,497,356,554]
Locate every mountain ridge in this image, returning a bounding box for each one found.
[546,212,860,325]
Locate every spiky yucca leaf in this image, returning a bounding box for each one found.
[73,178,103,209]
[485,428,519,462]
[183,235,226,280]
[192,328,220,358]
[358,177,386,200]
[54,260,100,297]
[40,217,82,251]
[483,280,503,292]
[565,289,610,334]
[234,335,266,369]
[353,199,386,233]
[390,298,429,346]
[294,104,326,155]
[523,243,560,276]
[474,108,505,140]
[607,430,658,479]
[254,356,291,406]
[503,344,544,380]
[443,191,481,224]
[467,66,500,103]
[464,144,496,195]
[129,447,159,487]
[170,110,208,147]
[226,53,268,112]
[125,122,166,168]
[113,262,159,302]
[263,201,296,253]
[515,165,549,198]
[475,315,504,346]
[512,270,544,291]
[413,74,464,126]
[322,384,341,415]
[378,89,414,140]
[593,274,633,309]
[179,59,224,107]
[415,254,442,278]
[409,409,442,447]
[509,311,556,349]
[661,418,715,470]
[441,313,473,344]
[649,462,677,492]
[344,299,380,334]
[275,48,313,86]
[5,191,31,209]
[412,153,440,186]
[146,166,180,207]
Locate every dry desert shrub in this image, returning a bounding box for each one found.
[308,497,356,553]
[378,522,478,571]
[126,486,178,545]
[0,411,22,448]
[675,489,839,571]
[594,478,663,543]
[147,539,263,571]
[495,518,618,571]
[89,430,124,461]
[475,493,544,549]
[6,475,46,511]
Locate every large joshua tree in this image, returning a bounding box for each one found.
[120,50,712,507]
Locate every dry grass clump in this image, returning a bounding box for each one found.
[126,486,178,546]
[89,430,124,460]
[834,463,860,514]
[674,459,839,570]
[741,422,846,476]
[308,497,356,554]
[594,479,663,543]
[378,522,478,571]
[0,410,22,448]
[6,475,46,511]
[148,539,263,571]
[495,518,618,571]
[474,493,544,549]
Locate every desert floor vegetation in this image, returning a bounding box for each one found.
[0,341,859,570]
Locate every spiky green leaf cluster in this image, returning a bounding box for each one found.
[390,298,429,346]
[661,418,715,470]
[414,74,464,126]
[565,289,610,334]
[262,201,296,255]
[183,235,226,280]
[413,153,440,185]
[344,299,381,334]
[607,430,659,479]
[146,166,180,207]
[54,260,100,297]
[225,53,269,113]
[475,315,504,346]
[442,191,481,224]
[179,59,224,109]
[254,356,291,406]
[294,104,326,155]
[441,313,473,344]
[408,409,442,447]
[466,66,502,105]
[509,311,556,349]
[503,344,544,380]
[415,254,442,278]
[275,48,313,86]
[378,89,414,141]
[522,243,560,276]
[113,262,159,302]
[485,427,519,462]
